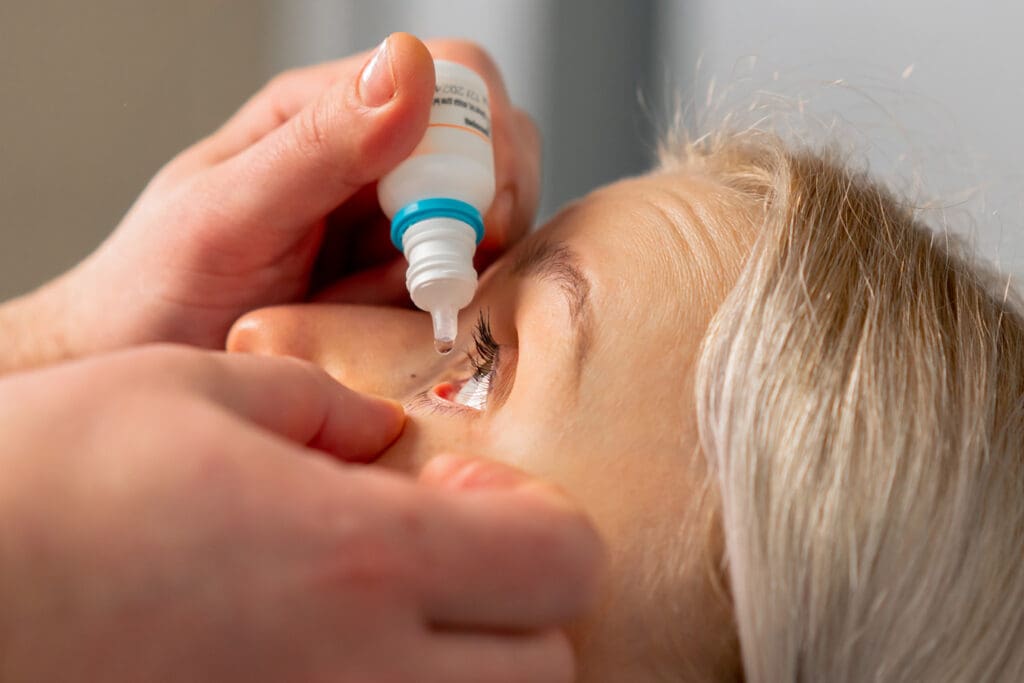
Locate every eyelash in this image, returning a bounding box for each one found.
[403,309,506,417]
[467,310,500,382]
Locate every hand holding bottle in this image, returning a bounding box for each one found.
[378,60,496,351]
[0,33,540,373]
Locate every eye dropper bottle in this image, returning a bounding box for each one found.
[378,60,495,354]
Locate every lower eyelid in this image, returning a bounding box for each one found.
[432,381,459,402]
[405,385,478,417]
[403,390,436,413]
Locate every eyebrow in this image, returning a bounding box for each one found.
[511,239,594,381]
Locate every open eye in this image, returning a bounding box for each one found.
[451,370,492,410]
[449,311,499,411]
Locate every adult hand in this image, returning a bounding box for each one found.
[2,33,540,371]
[0,347,602,682]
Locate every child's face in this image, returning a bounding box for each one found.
[228,170,747,679]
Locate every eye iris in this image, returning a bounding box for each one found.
[453,372,492,410]
[448,310,499,411]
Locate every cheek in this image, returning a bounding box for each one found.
[484,385,696,546]
[374,412,484,477]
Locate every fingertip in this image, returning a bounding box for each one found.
[202,32,440,240]
[311,378,407,463]
[369,395,407,445]
[358,32,435,110]
[384,31,435,121]
[389,32,436,83]
[349,32,435,172]
[480,186,516,251]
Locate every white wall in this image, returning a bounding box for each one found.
[269,0,658,221]
[661,0,1024,279]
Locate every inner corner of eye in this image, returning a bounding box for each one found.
[432,381,459,402]
[432,376,489,411]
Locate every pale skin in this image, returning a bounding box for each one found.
[228,171,748,680]
[0,34,607,682]
[0,347,603,681]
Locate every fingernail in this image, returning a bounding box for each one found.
[358,36,396,107]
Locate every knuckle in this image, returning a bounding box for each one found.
[292,100,335,162]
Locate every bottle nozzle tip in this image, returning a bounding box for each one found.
[434,337,455,354]
[431,306,459,355]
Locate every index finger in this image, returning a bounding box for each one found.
[164,38,541,251]
[129,346,405,463]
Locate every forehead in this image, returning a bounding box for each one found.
[476,171,754,510]
[533,170,747,321]
[502,170,750,426]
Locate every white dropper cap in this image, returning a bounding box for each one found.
[401,216,478,354]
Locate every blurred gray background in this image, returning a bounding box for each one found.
[2,0,1022,300]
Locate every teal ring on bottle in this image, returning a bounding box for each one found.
[390,198,485,251]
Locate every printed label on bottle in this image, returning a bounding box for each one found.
[430,81,491,140]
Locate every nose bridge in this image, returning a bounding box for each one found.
[227,304,434,400]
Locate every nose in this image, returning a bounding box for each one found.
[227,304,434,400]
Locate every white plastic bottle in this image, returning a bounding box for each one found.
[377,60,495,354]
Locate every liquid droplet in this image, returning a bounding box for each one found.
[434,337,455,355]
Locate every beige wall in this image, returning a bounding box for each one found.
[0,2,272,299]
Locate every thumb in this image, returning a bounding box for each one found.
[200,32,434,239]
[419,453,578,511]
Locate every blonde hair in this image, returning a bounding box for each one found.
[663,132,1024,681]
